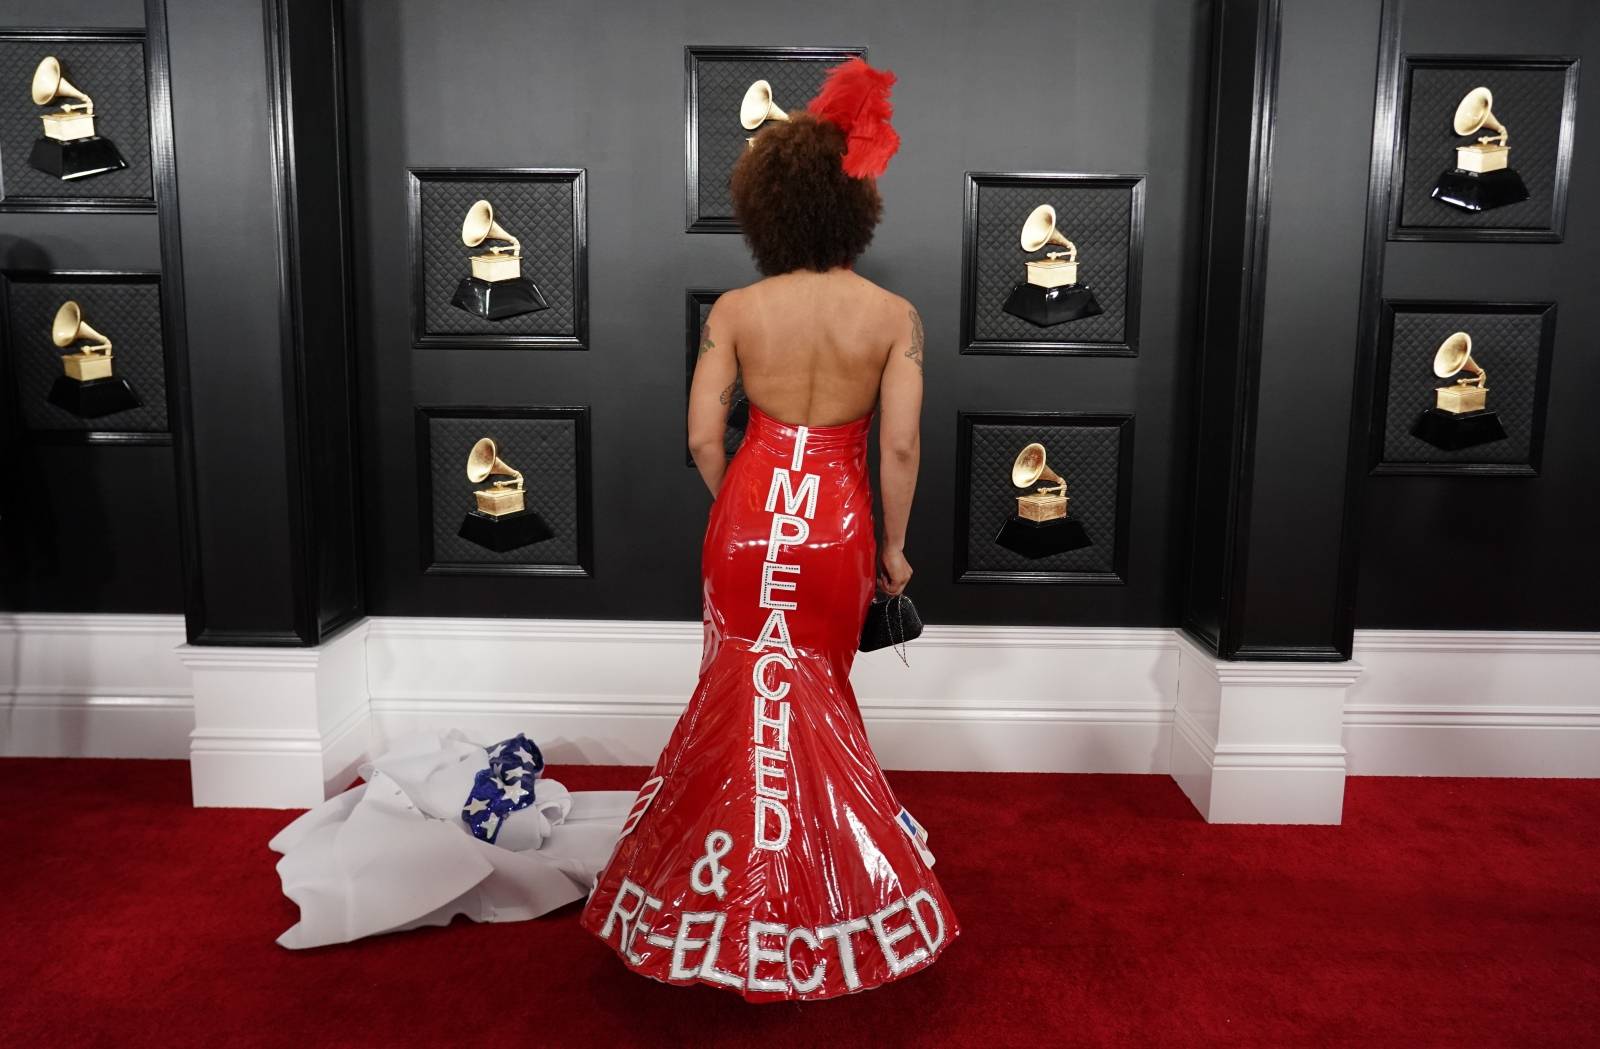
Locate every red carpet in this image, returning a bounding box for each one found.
[1,760,1596,1048]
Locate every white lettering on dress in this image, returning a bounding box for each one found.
[765,469,819,518]
[754,745,789,799]
[599,878,647,943]
[697,911,745,989]
[907,888,947,952]
[754,795,791,851]
[766,513,810,562]
[868,897,929,975]
[624,892,665,965]
[614,882,946,994]
[747,459,821,855]
[670,911,718,980]
[759,561,801,610]
[746,921,790,993]
[816,917,872,991]
[785,925,827,994]
[751,652,793,701]
[750,609,797,659]
[752,693,791,751]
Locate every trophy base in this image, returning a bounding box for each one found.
[1410,408,1508,451]
[457,508,554,552]
[994,515,1092,559]
[1001,282,1103,328]
[1430,167,1530,213]
[28,136,128,181]
[451,276,550,321]
[47,375,141,419]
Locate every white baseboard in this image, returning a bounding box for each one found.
[4,615,1597,817]
[1347,630,1600,777]
[366,618,1178,774]
[181,620,372,807]
[1169,633,1360,824]
[0,614,191,758]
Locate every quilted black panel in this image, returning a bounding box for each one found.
[962,419,1125,576]
[1380,305,1548,466]
[415,173,579,340]
[0,36,152,203]
[425,414,581,567]
[690,50,860,224]
[5,276,166,432]
[1397,62,1571,232]
[682,290,747,465]
[969,179,1137,347]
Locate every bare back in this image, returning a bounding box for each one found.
[721,268,903,427]
[688,266,923,589]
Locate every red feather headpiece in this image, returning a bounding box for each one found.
[806,57,901,180]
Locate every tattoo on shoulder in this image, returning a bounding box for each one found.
[906,307,925,373]
[697,322,714,358]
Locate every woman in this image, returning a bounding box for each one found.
[580,59,958,1001]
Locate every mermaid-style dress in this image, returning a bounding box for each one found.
[580,405,958,1001]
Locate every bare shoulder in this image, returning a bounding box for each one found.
[711,284,749,317]
[845,273,917,335]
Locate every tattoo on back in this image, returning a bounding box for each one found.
[907,308,925,373]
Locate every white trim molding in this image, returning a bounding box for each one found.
[180,620,371,808]
[0,614,191,758]
[5,615,1598,817]
[366,618,1179,776]
[1346,630,1600,777]
[1170,632,1363,824]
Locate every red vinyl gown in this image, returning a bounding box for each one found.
[580,405,958,1001]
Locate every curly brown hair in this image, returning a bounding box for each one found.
[730,112,883,276]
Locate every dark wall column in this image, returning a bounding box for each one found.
[165,0,359,644]
[1182,0,1384,660]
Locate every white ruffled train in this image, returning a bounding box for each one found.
[269,730,634,949]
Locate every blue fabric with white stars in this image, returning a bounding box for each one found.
[461,734,545,844]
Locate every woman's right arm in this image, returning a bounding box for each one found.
[876,303,924,596]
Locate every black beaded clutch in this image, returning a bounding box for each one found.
[860,593,923,662]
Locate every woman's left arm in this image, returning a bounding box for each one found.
[687,293,740,497]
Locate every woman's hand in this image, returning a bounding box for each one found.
[878,546,913,596]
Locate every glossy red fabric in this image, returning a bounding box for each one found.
[580,405,958,1001]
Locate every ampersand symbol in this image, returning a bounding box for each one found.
[689,828,733,900]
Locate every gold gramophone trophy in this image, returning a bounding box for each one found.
[28,56,127,180]
[449,199,550,321]
[741,79,790,146]
[456,437,554,552]
[45,300,141,418]
[993,442,1092,558]
[1431,87,1530,212]
[1410,331,1508,450]
[1001,205,1104,327]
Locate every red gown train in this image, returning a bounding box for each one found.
[580,405,958,1001]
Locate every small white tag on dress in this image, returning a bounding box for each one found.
[896,806,935,867]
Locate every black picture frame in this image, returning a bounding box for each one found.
[406,167,588,349]
[414,405,594,577]
[0,27,155,213]
[684,45,866,233]
[953,410,1135,585]
[0,268,169,444]
[1388,55,1580,243]
[960,172,1146,356]
[1369,299,1556,477]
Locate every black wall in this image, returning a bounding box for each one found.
[0,0,184,614]
[7,0,1596,646]
[346,0,1212,625]
[1352,0,1600,631]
